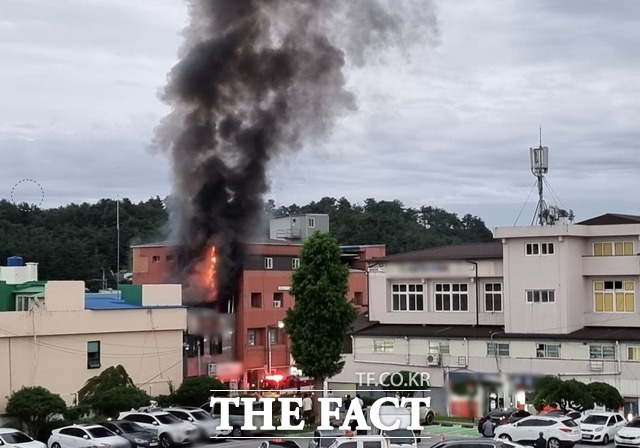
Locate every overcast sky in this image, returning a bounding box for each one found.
[1,0,640,230]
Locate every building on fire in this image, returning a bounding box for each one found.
[330,213,640,419]
[130,213,385,388]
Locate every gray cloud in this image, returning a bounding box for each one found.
[1,0,640,231]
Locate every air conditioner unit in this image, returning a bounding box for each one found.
[457,356,467,366]
[588,360,604,372]
[426,354,441,366]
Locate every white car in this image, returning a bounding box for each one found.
[48,425,129,448]
[495,415,581,448]
[614,417,640,447]
[581,412,626,444]
[381,429,417,448]
[118,411,198,448]
[162,407,230,440]
[0,428,46,448]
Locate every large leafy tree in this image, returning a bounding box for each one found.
[6,386,67,437]
[284,232,359,423]
[78,365,149,413]
[588,382,624,410]
[533,377,594,411]
[174,376,228,407]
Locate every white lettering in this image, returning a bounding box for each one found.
[355,372,366,385]
[240,397,275,430]
[339,397,370,431]
[408,372,420,387]
[401,398,430,430]
[389,373,404,387]
[366,372,375,385]
[278,398,304,430]
[317,398,342,430]
[370,397,400,431]
[210,397,239,430]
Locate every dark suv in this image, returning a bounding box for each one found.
[478,408,531,433]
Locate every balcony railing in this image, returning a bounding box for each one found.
[275,229,302,239]
[582,255,640,276]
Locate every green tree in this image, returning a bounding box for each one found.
[532,377,594,411]
[6,386,67,437]
[78,365,149,413]
[381,371,430,398]
[174,376,228,407]
[95,386,151,417]
[283,232,359,423]
[588,382,624,410]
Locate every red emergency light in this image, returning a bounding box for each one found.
[265,374,285,382]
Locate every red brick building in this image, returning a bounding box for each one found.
[131,231,384,388]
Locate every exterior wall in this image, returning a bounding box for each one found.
[142,284,182,306]
[369,258,504,325]
[0,263,38,285]
[269,214,330,241]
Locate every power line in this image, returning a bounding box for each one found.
[514,181,537,226]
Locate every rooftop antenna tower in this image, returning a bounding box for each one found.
[530,126,550,226]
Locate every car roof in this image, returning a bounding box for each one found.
[434,440,503,448]
[122,411,172,417]
[584,412,621,417]
[316,429,345,434]
[0,429,25,435]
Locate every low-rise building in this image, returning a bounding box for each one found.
[330,214,640,419]
[0,257,186,415]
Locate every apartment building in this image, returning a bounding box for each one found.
[330,213,640,418]
[0,257,186,415]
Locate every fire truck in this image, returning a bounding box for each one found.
[258,373,315,397]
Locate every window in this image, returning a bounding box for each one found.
[594,280,635,313]
[353,291,364,306]
[590,344,616,360]
[536,343,561,358]
[247,329,257,346]
[525,242,555,256]
[308,217,316,228]
[373,340,394,353]
[152,256,160,263]
[292,258,300,269]
[429,341,450,354]
[273,292,283,308]
[487,342,510,357]
[526,289,555,303]
[628,346,640,361]
[391,283,424,311]
[209,334,222,355]
[593,241,634,256]
[268,328,279,345]
[484,283,503,312]
[265,257,273,269]
[166,255,174,263]
[435,283,468,311]
[87,341,101,369]
[250,292,262,308]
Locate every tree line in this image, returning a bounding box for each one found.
[0,196,493,288]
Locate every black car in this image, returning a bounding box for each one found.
[97,420,160,448]
[478,409,531,433]
[259,440,302,448]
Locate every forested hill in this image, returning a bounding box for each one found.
[0,197,492,287]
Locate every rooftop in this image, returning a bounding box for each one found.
[130,239,303,248]
[84,293,184,310]
[371,241,503,262]
[577,213,640,226]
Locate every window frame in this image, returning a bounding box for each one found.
[428,341,450,355]
[484,282,503,312]
[536,343,561,358]
[390,283,425,312]
[593,241,634,257]
[434,283,469,312]
[628,345,640,361]
[273,292,283,308]
[487,342,510,357]
[265,257,273,270]
[593,280,635,313]
[525,289,555,303]
[87,340,101,369]
[292,258,300,269]
[373,340,395,353]
[308,217,316,228]
[250,292,262,308]
[525,242,555,256]
[589,344,616,360]
[152,256,160,263]
[268,328,279,345]
[247,329,257,346]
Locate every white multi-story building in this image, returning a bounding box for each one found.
[330,213,640,418]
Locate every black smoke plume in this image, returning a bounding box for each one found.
[154,0,438,308]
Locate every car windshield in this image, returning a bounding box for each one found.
[156,414,182,424]
[627,419,640,428]
[583,416,608,425]
[562,419,578,427]
[116,422,146,433]
[1,432,33,444]
[319,433,343,447]
[88,427,116,438]
[385,429,415,445]
[191,410,213,421]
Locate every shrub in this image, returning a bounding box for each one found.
[6,386,67,438]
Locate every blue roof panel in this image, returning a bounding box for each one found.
[84,293,184,310]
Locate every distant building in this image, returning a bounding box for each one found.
[0,256,186,415]
[269,213,330,241]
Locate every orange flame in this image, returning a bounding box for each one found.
[207,246,217,300]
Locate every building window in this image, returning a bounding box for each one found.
[152,256,160,263]
[487,342,510,357]
[166,255,174,263]
[429,341,450,355]
[435,283,468,312]
[210,334,223,355]
[268,328,279,345]
[391,283,424,311]
[526,289,555,303]
[87,341,101,369]
[273,292,283,308]
[536,343,560,358]
[594,281,634,313]
[247,330,257,346]
[292,258,300,269]
[484,283,502,312]
[373,340,394,353]
[308,217,316,228]
[525,242,555,256]
[628,346,640,361]
[265,257,273,269]
[593,241,634,256]
[250,293,262,308]
[590,344,616,360]
[353,291,364,306]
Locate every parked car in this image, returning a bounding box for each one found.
[580,412,626,444]
[308,429,346,448]
[432,440,529,448]
[381,429,417,448]
[259,440,301,448]
[117,411,198,448]
[614,416,640,447]
[0,428,47,448]
[97,420,159,448]
[542,410,585,422]
[494,415,581,448]
[162,407,229,440]
[48,425,129,448]
[478,409,531,432]
[201,400,264,437]
[328,436,389,448]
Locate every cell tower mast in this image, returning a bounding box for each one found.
[530,127,549,226]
